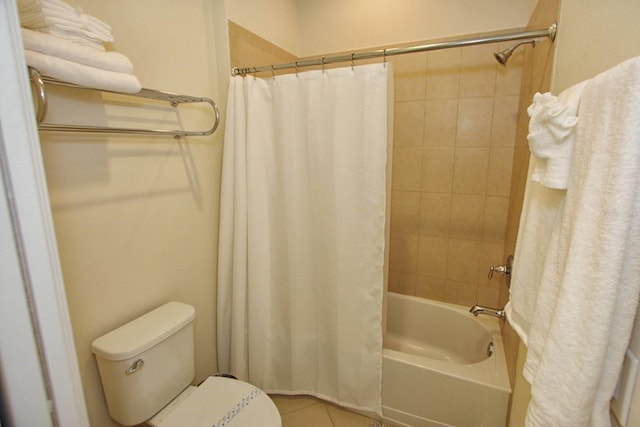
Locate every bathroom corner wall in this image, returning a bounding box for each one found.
[387,35,524,308]
[228,21,297,76]
[37,1,226,425]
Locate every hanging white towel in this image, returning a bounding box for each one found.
[505,80,586,343]
[511,56,640,427]
[22,28,132,73]
[24,49,141,93]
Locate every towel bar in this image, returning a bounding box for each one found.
[28,67,220,139]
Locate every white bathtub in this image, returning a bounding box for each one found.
[382,292,511,427]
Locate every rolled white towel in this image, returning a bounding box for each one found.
[25,49,141,94]
[22,28,133,73]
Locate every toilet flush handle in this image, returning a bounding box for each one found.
[125,359,144,375]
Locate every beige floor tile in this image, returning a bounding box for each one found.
[270,394,323,415]
[280,402,334,427]
[269,394,395,427]
[325,404,377,427]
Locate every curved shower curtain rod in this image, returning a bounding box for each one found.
[232,22,557,76]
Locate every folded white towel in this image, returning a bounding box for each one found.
[80,13,111,39]
[22,28,132,73]
[18,0,75,15]
[25,49,141,93]
[517,56,640,427]
[44,32,104,51]
[527,81,585,189]
[18,0,114,47]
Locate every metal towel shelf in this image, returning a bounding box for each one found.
[28,67,220,139]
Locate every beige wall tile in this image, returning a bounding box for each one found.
[419,192,451,237]
[421,148,455,192]
[482,196,509,243]
[416,276,447,301]
[424,99,458,147]
[486,147,515,196]
[390,191,420,233]
[389,231,418,273]
[392,147,422,191]
[417,235,449,278]
[387,30,523,304]
[392,52,428,101]
[495,42,525,96]
[452,148,489,194]
[449,194,484,240]
[446,238,481,283]
[426,48,461,99]
[491,95,519,147]
[456,97,494,147]
[388,270,417,295]
[445,280,478,306]
[476,284,500,307]
[459,44,497,98]
[394,100,425,147]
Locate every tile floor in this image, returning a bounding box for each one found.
[270,395,395,427]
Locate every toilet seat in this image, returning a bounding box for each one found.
[152,376,281,427]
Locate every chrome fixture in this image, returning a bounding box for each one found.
[28,67,221,139]
[470,303,505,321]
[125,359,144,375]
[494,39,536,66]
[486,342,495,357]
[233,22,558,76]
[488,255,514,288]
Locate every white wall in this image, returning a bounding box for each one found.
[225,0,535,58]
[225,0,300,54]
[35,1,227,425]
[551,0,640,94]
[297,0,535,56]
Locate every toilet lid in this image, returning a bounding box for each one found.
[157,376,281,427]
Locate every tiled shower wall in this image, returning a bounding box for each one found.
[228,23,524,309]
[388,41,523,308]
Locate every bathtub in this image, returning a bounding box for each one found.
[382,292,511,427]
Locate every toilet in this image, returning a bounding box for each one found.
[91,301,281,426]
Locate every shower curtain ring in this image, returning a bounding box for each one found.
[321,57,326,74]
[383,49,387,67]
[271,65,275,80]
[351,53,356,71]
[295,61,299,77]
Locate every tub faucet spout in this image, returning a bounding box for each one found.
[469,303,505,321]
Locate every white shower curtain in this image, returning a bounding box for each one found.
[217,63,390,415]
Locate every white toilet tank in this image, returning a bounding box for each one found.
[91,302,196,426]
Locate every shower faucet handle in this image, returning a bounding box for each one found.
[488,255,514,287]
[488,265,509,278]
